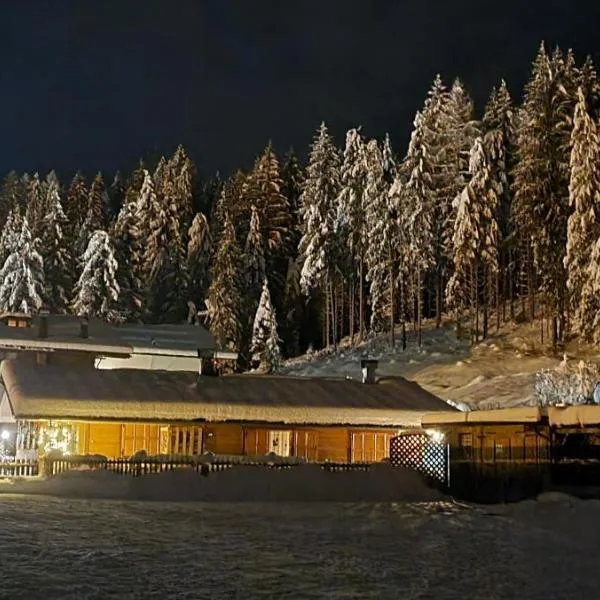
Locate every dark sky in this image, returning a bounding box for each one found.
[1,0,600,180]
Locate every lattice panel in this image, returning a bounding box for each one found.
[390,434,448,485]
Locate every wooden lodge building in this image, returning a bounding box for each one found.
[0,313,454,464]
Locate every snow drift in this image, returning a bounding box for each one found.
[0,463,445,503]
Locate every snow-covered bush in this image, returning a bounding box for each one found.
[534,360,600,406]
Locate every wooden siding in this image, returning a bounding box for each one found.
[350,431,395,463]
[440,423,550,462]
[39,420,402,462]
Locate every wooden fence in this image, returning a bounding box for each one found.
[0,459,38,477]
[43,456,373,478]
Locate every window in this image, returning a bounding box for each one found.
[458,433,473,459]
[268,431,291,457]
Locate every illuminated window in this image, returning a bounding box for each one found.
[268,431,291,457]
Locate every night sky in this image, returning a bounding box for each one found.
[2,0,600,179]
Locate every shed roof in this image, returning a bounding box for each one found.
[421,406,542,426]
[0,360,452,427]
[547,405,600,427]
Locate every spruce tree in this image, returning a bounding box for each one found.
[65,171,88,245]
[25,173,45,239]
[446,137,500,342]
[251,277,281,373]
[298,122,341,347]
[207,213,243,350]
[111,195,143,321]
[0,171,20,225]
[336,127,368,340]
[0,207,23,269]
[364,139,394,337]
[483,80,516,325]
[0,218,45,314]
[72,230,120,318]
[187,211,213,309]
[76,172,106,258]
[39,183,72,313]
[280,149,305,356]
[513,43,578,344]
[399,108,436,346]
[565,88,600,336]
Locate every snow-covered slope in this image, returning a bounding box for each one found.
[281,319,595,410]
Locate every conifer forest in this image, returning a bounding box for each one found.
[3,43,600,371]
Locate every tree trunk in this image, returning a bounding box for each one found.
[358,259,364,341]
[324,286,330,348]
[349,278,355,346]
[400,274,407,350]
[483,266,489,340]
[417,265,423,347]
[435,266,442,329]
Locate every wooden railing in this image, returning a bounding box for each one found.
[43,456,373,478]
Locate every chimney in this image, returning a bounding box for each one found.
[360,359,378,384]
[80,318,89,339]
[37,313,48,339]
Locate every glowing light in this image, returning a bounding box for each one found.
[1,430,10,441]
[425,429,445,443]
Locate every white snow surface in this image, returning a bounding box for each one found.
[280,319,594,409]
[1,479,600,598]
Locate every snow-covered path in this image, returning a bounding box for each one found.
[1,495,599,599]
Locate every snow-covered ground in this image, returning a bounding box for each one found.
[281,319,595,409]
[0,464,444,503]
[1,489,600,598]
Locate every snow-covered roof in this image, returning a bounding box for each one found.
[0,315,216,356]
[421,407,542,426]
[547,405,600,427]
[0,360,451,427]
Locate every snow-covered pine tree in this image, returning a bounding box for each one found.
[0,207,23,269]
[564,88,600,336]
[168,144,196,236]
[135,168,184,321]
[446,137,499,342]
[439,79,479,327]
[579,237,600,342]
[298,122,341,348]
[111,194,143,321]
[0,217,45,314]
[336,127,368,341]
[482,80,516,326]
[64,171,88,245]
[207,212,243,350]
[244,205,266,299]
[0,171,21,225]
[72,230,120,318]
[251,277,282,373]
[513,43,579,345]
[39,181,72,313]
[187,211,213,310]
[398,108,436,346]
[76,172,107,258]
[279,148,305,356]
[364,138,396,339]
[210,171,247,243]
[106,171,125,222]
[24,173,45,239]
[243,142,290,252]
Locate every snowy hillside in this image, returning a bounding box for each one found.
[280,319,597,410]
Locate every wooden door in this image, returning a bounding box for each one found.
[294,430,319,461]
[87,423,122,458]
